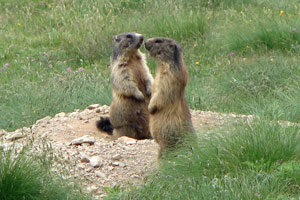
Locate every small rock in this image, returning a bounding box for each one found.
[111,162,119,166]
[71,135,95,145]
[119,162,125,167]
[131,174,140,178]
[95,171,106,178]
[95,109,101,113]
[87,104,100,110]
[102,105,110,113]
[90,156,103,168]
[81,143,91,147]
[80,153,90,163]
[126,140,136,145]
[21,127,31,134]
[69,112,78,118]
[77,163,86,169]
[85,167,93,173]
[79,116,84,120]
[55,112,66,118]
[118,136,137,145]
[86,185,98,193]
[112,162,125,167]
[112,154,122,160]
[5,132,25,141]
[102,105,109,110]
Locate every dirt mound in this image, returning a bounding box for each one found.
[0,104,252,199]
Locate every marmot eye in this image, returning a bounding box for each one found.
[155,39,163,43]
[126,34,133,39]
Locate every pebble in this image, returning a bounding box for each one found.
[131,174,140,178]
[5,132,25,141]
[86,185,98,193]
[95,171,106,178]
[112,154,122,160]
[118,136,137,145]
[71,135,95,145]
[79,116,84,120]
[80,153,90,163]
[55,112,66,118]
[112,162,125,167]
[90,156,103,168]
[69,112,78,118]
[87,104,101,110]
[95,109,101,113]
[77,164,86,169]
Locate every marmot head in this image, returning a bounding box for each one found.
[145,38,182,67]
[112,32,144,60]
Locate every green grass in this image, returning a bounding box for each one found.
[1,0,300,130]
[0,144,91,200]
[1,0,300,131]
[106,120,300,199]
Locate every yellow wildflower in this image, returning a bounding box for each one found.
[270,58,274,62]
[279,10,284,16]
[195,62,200,65]
[17,23,21,26]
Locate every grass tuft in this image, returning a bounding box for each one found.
[0,144,91,200]
[106,119,300,199]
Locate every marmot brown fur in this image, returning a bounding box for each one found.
[145,37,194,156]
[97,32,153,139]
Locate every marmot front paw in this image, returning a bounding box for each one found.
[135,91,145,101]
[146,85,152,97]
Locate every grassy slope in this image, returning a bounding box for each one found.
[1,0,299,131]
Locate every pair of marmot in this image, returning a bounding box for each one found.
[97,32,194,156]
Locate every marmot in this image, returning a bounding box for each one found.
[97,32,153,139]
[145,37,194,156]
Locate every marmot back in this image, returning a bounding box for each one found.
[145,37,194,157]
[97,32,153,139]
